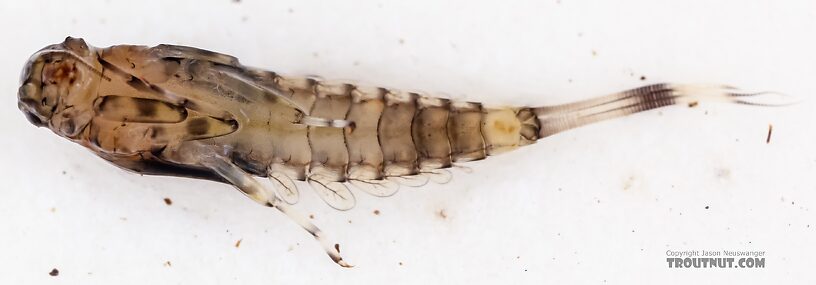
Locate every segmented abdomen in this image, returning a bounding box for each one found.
[222,74,541,183]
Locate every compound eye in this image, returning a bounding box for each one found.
[63,37,90,56]
[23,109,45,127]
[19,62,33,85]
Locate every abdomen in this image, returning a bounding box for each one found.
[222,74,540,183]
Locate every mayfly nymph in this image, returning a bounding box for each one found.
[17,37,787,267]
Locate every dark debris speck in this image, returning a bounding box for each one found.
[766,124,773,144]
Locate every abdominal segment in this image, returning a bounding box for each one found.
[308,85,352,180]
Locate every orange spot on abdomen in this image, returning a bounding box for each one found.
[493,120,518,134]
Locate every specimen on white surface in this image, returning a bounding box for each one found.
[17,37,789,267]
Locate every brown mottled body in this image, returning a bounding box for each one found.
[18,38,783,267]
[87,42,540,184]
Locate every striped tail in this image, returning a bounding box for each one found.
[532,83,793,138]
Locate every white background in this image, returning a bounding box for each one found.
[1,0,814,284]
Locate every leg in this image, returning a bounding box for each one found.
[199,154,352,267]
